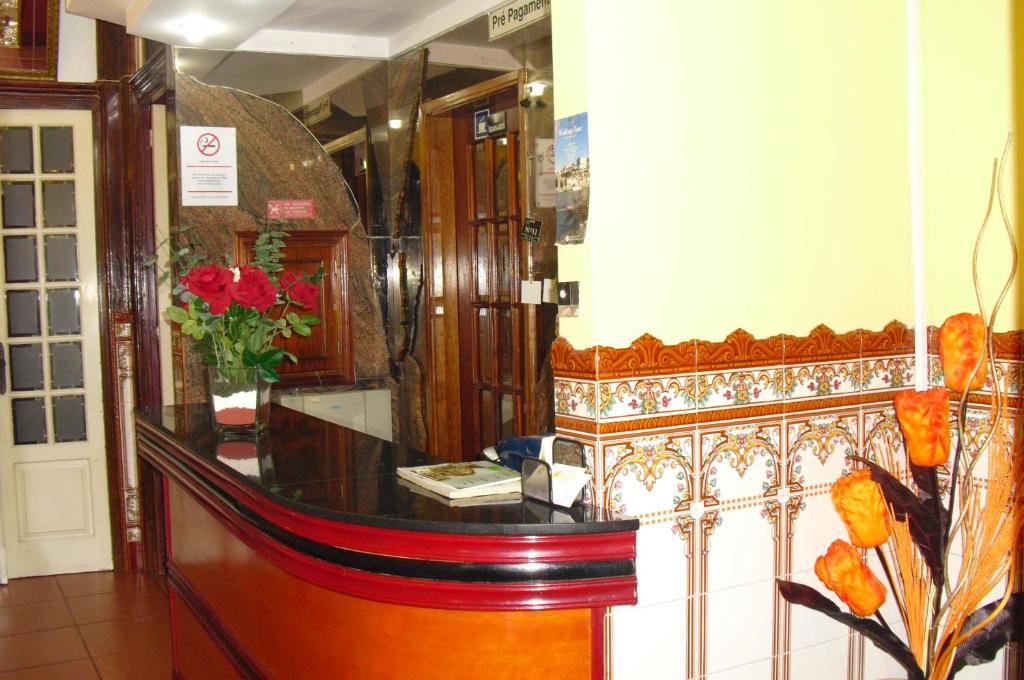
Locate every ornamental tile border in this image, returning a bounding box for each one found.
[552,323,1024,430]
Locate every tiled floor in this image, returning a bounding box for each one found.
[0,572,172,679]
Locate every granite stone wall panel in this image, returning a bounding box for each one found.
[173,75,390,403]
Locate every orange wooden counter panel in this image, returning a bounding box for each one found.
[136,405,638,680]
[169,481,593,679]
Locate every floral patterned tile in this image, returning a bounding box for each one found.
[785,413,858,490]
[782,362,860,401]
[599,376,697,419]
[694,368,785,410]
[861,355,915,392]
[980,360,1021,395]
[553,379,597,419]
[699,421,783,504]
[928,355,944,387]
[860,406,911,480]
[929,357,1021,395]
[603,432,696,516]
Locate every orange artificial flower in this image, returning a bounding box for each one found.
[831,470,890,548]
[894,387,951,467]
[814,539,887,617]
[939,313,988,392]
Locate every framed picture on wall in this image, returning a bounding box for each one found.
[0,0,59,80]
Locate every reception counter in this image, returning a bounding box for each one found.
[135,405,638,680]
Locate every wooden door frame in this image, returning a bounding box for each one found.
[421,70,541,459]
[0,80,131,570]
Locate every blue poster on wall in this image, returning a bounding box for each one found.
[554,112,590,245]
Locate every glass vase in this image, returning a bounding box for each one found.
[207,365,270,437]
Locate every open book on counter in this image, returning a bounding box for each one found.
[396,461,521,499]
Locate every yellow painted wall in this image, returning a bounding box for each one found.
[921,0,1021,331]
[551,1,1020,348]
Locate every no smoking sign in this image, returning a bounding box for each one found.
[196,132,221,156]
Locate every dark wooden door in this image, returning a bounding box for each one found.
[452,87,524,458]
[235,230,352,387]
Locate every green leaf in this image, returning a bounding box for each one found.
[181,319,196,335]
[281,327,292,338]
[257,347,285,367]
[166,306,189,324]
[242,348,259,367]
[190,326,205,340]
[286,312,301,325]
[300,315,320,325]
[293,323,311,337]
[283,351,298,363]
[258,365,280,383]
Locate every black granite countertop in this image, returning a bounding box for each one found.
[135,404,637,536]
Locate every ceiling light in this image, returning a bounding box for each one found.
[172,16,222,45]
[388,118,403,129]
[526,81,546,98]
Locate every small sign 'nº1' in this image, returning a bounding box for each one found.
[520,218,542,243]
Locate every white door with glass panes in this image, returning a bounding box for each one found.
[0,110,112,579]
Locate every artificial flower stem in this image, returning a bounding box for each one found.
[873,609,894,637]
[872,546,907,629]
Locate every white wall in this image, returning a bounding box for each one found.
[57,1,97,83]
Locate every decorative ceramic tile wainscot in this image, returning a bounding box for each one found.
[553,322,1022,680]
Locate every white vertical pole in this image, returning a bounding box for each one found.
[906,0,928,391]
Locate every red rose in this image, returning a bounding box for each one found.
[229,266,278,312]
[180,264,232,314]
[279,271,320,310]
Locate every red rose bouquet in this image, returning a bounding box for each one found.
[161,224,321,383]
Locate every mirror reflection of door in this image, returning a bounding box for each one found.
[452,85,524,459]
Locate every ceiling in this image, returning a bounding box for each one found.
[64,0,520,59]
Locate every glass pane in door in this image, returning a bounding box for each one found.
[42,181,76,227]
[10,344,43,391]
[12,397,47,445]
[2,181,35,227]
[0,127,33,174]
[499,393,515,440]
[474,225,489,298]
[44,235,78,282]
[493,139,508,217]
[7,290,40,336]
[46,288,81,335]
[4,235,38,282]
[52,395,87,442]
[476,308,491,383]
[497,308,513,385]
[40,127,74,173]
[473,142,487,219]
[50,342,83,389]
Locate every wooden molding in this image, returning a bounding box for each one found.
[421,70,523,116]
[0,80,100,109]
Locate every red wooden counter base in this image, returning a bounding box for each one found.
[136,406,638,680]
[166,479,608,680]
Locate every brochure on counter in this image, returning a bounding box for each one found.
[396,436,592,507]
[395,461,521,499]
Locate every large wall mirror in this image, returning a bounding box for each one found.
[0,0,58,79]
